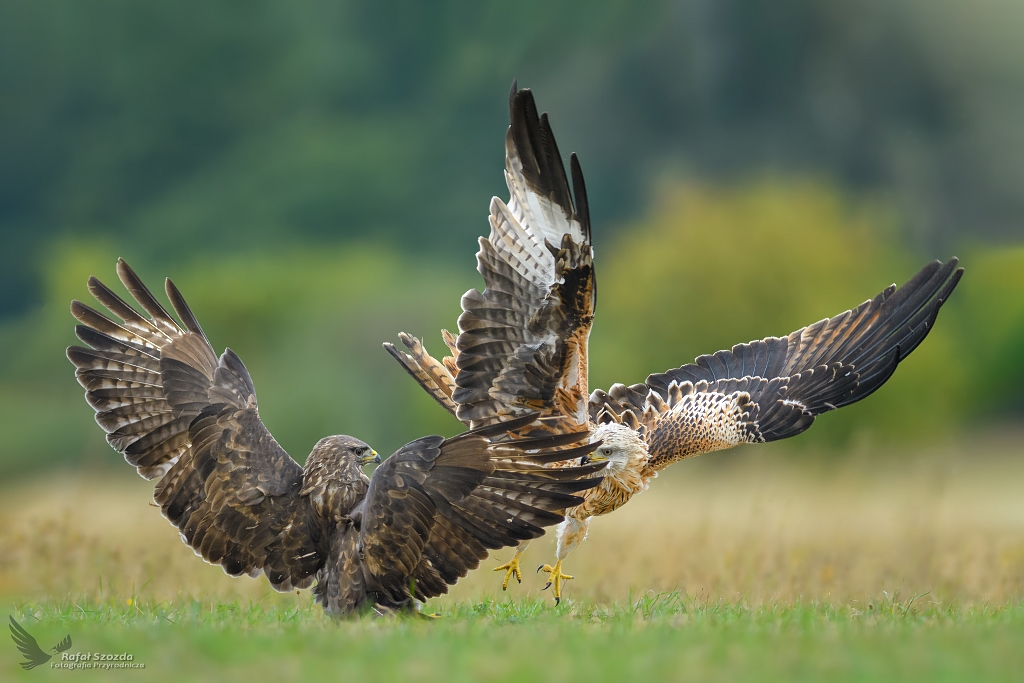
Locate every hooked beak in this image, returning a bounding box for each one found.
[580,443,608,466]
[361,450,381,466]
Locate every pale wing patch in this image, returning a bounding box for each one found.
[503,127,586,249]
[489,196,554,289]
[641,382,761,471]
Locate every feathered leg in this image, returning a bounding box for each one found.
[538,516,590,605]
[494,539,530,590]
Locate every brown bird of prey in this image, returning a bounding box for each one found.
[67,259,605,616]
[385,85,964,604]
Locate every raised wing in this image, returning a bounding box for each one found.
[9,617,50,670]
[67,259,324,591]
[387,85,595,435]
[358,414,604,608]
[591,258,963,470]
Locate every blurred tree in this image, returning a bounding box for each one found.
[2,0,1023,317]
[953,246,1024,419]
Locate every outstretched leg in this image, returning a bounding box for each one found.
[538,516,590,605]
[494,540,530,590]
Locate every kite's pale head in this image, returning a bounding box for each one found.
[585,423,648,474]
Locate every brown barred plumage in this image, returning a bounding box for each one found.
[68,260,605,616]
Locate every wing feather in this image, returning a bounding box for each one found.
[591,259,962,468]
[68,259,325,592]
[390,86,594,437]
[359,418,603,606]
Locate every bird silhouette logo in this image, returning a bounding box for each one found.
[8,616,72,670]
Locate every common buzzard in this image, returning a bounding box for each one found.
[67,259,605,615]
[385,85,964,603]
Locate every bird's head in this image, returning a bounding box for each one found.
[309,435,381,470]
[582,423,648,474]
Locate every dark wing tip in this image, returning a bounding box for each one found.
[508,87,578,227]
[165,277,206,338]
[115,258,178,326]
[114,257,137,282]
[570,152,591,241]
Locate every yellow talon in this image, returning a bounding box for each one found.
[537,560,573,605]
[493,553,523,590]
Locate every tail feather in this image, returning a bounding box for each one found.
[384,334,459,417]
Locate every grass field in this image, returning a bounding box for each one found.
[3,432,1024,681]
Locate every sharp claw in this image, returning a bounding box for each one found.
[538,560,571,605]
[495,555,523,591]
[536,565,544,574]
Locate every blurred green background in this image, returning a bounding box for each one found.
[1,0,1022,478]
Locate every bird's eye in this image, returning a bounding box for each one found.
[602,448,613,456]
[355,446,367,455]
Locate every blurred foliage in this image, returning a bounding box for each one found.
[3,0,1024,317]
[1,177,1021,478]
[1,0,1022,475]
[953,246,1024,418]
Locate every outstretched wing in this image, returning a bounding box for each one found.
[358,414,604,607]
[9,617,49,670]
[387,85,595,435]
[67,259,324,591]
[591,258,963,470]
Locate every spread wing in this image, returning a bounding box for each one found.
[358,414,604,606]
[386,85,595,435]
[67,259,324,591]
[9,617,50,670]
[591,258,964,470]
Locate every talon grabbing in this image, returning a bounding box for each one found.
[537,560,573,604]
[494,552,524,591]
